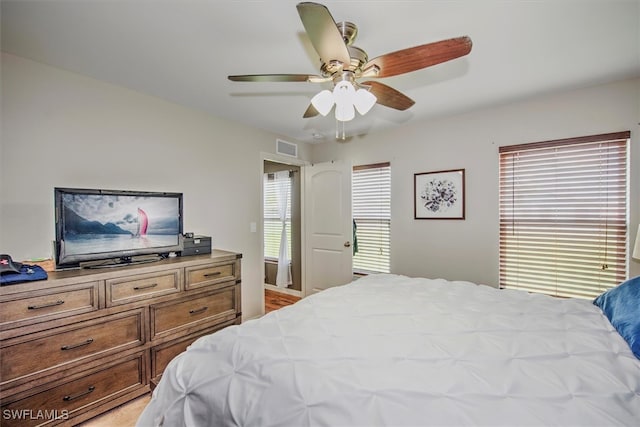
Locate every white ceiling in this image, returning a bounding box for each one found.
[2,1,639,143]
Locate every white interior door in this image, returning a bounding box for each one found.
[304,160,352,296]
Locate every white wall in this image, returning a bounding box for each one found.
[0,53,312,319]
[312,78,640,286]
[2,52,638,318]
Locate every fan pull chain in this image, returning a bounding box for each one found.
[336,118,346,141]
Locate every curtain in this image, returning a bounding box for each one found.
[275,170,292,287]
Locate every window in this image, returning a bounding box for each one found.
[263,172,291,259]
[352,162,391,273]
[499,131,629,299]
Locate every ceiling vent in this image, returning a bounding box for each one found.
[276,139,298,158]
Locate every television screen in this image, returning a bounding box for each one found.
[55,187,183,268]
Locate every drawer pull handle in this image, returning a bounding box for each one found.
[61,338,94,351]
[189,306,208,315]
[63,385,95,401]
[28,300,65,310]
[204,272,221,278]
[133,283,158,290]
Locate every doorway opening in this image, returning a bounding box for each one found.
[263,160,302,295]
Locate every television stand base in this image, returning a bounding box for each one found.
[81,254,163,270]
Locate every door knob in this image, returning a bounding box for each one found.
[344,241,351,248]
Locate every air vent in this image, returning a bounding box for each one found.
[276,139,298,158]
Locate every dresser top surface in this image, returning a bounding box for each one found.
[0,250,241,295]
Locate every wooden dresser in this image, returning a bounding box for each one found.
[0,250,241,426]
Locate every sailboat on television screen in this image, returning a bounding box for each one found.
[133,208,148,238]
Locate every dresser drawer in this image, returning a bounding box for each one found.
[1,352,146,427]
[185,261,237,291]
[150,317,240,378]
[0,282,99,331]
[150,286,239,340]
[1,309,145,388]
[105,268,181,307]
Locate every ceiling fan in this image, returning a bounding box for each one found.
[228,2,472,123]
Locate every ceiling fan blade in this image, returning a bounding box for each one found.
[363,81,415,111]
[364,36,472,78]
[303,103,320,118]
[228,74,327,83]
[297,2,351,66]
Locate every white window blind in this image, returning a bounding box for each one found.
[499,131,629,299]
[263,173,291,259]
[353,163,391,273]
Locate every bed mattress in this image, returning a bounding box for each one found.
[137,274,640,426]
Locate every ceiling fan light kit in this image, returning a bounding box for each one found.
[333,81,356,121]
[228,2,472,138]
[353,87,377,115]
[311,75,378,122]
[310,89,334,116]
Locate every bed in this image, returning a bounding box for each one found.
[137,273,640,426]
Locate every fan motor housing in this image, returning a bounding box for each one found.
[347,46,368,71]
[320,21,368,77]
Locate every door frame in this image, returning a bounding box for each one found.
[260,152,309,312]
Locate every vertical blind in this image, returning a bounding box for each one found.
[499,132,629,299]
[353,163,391,273]
[263,173,292,259]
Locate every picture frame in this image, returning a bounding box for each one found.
[414,168,465,219]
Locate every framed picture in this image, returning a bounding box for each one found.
[414,169,465,219]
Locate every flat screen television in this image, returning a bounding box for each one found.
[54,187,183,269]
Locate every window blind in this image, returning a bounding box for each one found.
[263,174,292,259]
[499,132,629,299]
[353,163,391,273]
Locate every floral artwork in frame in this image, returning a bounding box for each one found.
[414,169,465,219]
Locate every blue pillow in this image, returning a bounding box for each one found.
[593,276,640,359]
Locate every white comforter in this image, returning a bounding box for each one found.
[137,274,640,426]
